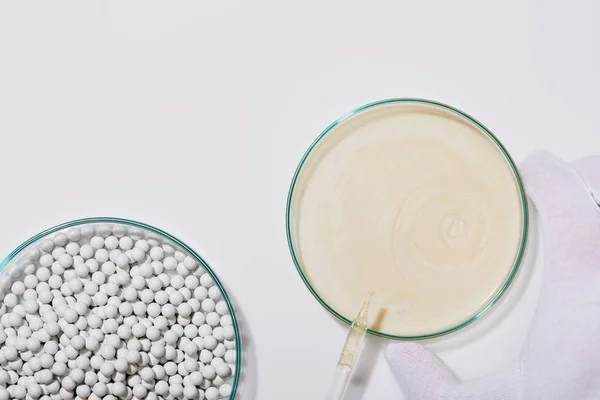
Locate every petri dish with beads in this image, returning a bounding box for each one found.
[286,99,528,339]
[0,217,242,399]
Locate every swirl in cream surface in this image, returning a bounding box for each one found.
[291,102,524,337]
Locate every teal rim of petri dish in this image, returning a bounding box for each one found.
[286,98,529,340]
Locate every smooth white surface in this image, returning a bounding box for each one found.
[0,1,598,399]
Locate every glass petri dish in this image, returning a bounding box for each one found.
[0,217,242,398]
[286,98,528,340]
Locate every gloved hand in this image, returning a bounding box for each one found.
[385,152,600,400]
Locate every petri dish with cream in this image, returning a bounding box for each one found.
[287,99,528,339]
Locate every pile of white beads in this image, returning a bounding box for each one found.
[0,224,237,400]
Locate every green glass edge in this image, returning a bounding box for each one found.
[285,98,530,340]
[0,217,243,397]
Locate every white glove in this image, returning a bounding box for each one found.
[385,152,600,400]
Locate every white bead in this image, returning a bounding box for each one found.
[115,358,128,373]
[224,349,236,364]
[149,247,164,261]
[158,273,171,287]
[117,236,133,251]
[161,303,175,318]
[3,293,17,307]
[181,256,197,271]
[132,384,147,398]
[215,362,231,378]
[129,248,145,265]
[100,361,115,377]
[147,237,161,247]
[205,386,221,400]
[8,313,22,327]
[133,239,148,251]
[104,236,118,250]
[206,312,220,327]
[139,290,154,305]
[190,312,205,327]
[170,275,184,289]
[203,335,217,350]
[36,267,51,282]
[168,291,183,306]
[223,325,235,341]
[70,368,85,383]
[131,323,146,338]
[53,234,68,246]
[105,282,120,297]
[208,286,222,301]
[109,250,122,265]
[109,225,125,238]
[86,259,99,273]
[36,369,53,384]
[11,385,26,399]
[76,385,91,398]
[201,298,215,313]
[24,275,38,289]
[187,298,201,313]
[180,287,192,301]
[103,319,118,334]
[122,316,137,328]
[81,226,95,238]
[101,261,116,276]
[199,349,213,364]
[219,383,233,397]
[182,324,197,339]
[115,254,130,268]
[115,302,131,317]
[154,290,168,305]
[144,277,161,293]
[220,314,233,327]
[163,257,177,271]
[215,300,229,316]
[201,364,216,380]
[197,324,212,338]
[160,244,174,255]
[66,228,82,242]
[26,337,41,351]
[40,239,55,253]
[194,286,208,301]
[155,380,169,395]
[130,276,145,290]
[171,324,185,337]
[68,278,83,294]
[111,381,126,397]
[142,326,158,342]
[58,254,73,268]
[37,257,52,273]
[92,381,108,397]
[212,327,224,342]
[115,325,131,340]
[11,281,26,296]
[199,273,214,288]
[132,302,146,317]
[90,236,105,249]
[65,242,80,256]
[123,287,138,302]
[3,346,17,360]
[182,385,198,399]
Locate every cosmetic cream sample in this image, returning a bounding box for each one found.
[291,102,524,337]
